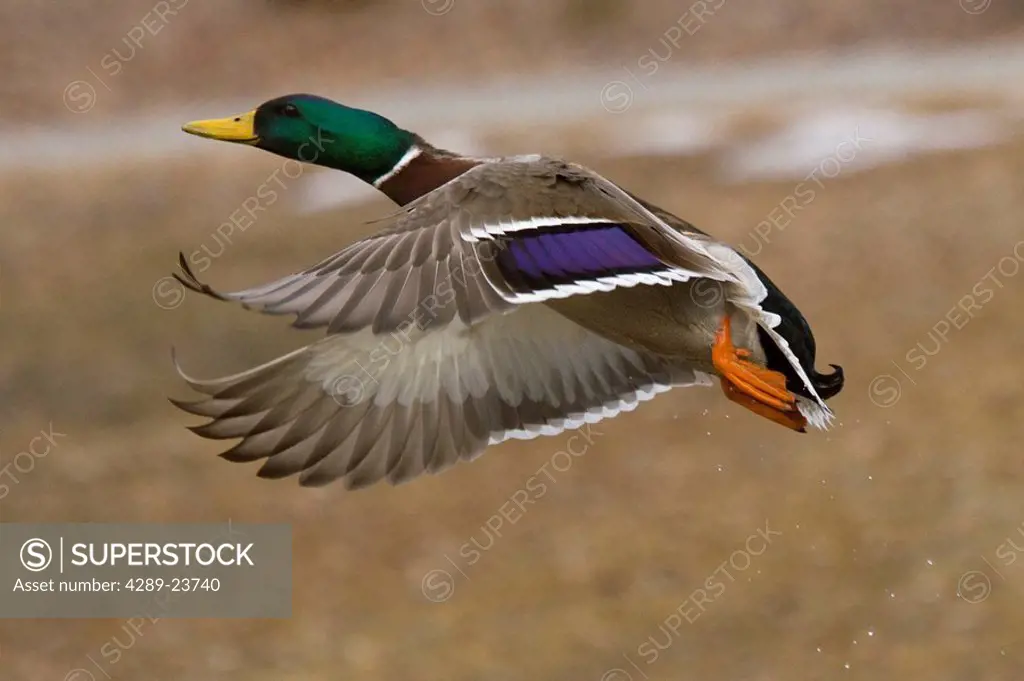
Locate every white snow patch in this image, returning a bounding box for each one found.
[720,107,1010,182]
[610,112,723,157]
[293,170,379,214]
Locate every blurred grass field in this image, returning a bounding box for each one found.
[4,0,1024,122]
[4,100,1024,678]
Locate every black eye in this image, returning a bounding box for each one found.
[280,103,300,118]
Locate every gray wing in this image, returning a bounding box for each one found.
[174,157,740,337]
[173,303,712,490]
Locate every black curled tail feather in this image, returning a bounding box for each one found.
[744,256,843,404]
[810,363,844,400]
[757,326,841,403]
[756,325,844,403]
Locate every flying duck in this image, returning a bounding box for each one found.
[171,94,844,490]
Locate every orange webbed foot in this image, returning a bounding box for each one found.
[719,380,807,432]
[712,314,805,431]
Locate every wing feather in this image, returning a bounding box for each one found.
[172,304,711,490]
[171,158,746,338]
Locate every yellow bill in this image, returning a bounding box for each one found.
[181,110,259,144]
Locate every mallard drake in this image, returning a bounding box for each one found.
[172,94,843,490]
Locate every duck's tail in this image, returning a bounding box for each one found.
[809,363,844,400]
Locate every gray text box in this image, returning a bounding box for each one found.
[0,523,291,618]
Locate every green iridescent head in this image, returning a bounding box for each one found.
[182,94,417,184]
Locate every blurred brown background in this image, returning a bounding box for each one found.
[3,1,1024,679]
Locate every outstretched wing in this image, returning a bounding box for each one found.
[173,303,712,490]
[174,157,741,336]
